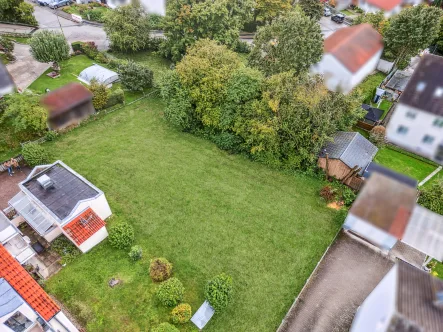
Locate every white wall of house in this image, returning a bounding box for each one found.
[343,213,398,250]
[386,103,443,161]
[359,1,401,17]
[76,227,108,253]
[350,265,397,332]
[49,311,79,332]
[0,302,39,331]
[44,226,63,242]
[68,194,112,223]
[350,49,383,88]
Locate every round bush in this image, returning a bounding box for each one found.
[108,223,134,249]
[171,303,192,324]
[149,258,173,282]
[22,143,50,167]
[128,245,142,261]
[44,131,58,142]
[151,322,179,332]
[156,278,184,307]
[204,273,233,312]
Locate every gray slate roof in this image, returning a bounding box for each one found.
[0,278,23,317]
[22,163,99,221]
[320,132,378,175]
[391,261,443,332]
[385,69,412,92]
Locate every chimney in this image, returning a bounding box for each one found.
[37,174,54,190]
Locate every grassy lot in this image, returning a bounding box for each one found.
[109,51,172,79]
[12,37,30,44]
[43,97,343,331]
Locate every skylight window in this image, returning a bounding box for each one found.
[416,82,426,92]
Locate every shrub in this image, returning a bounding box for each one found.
[418,179,443,215]
[369,125,386,148]
[204,273,233,312]
[128,245,142,261]
[51,235,81,264]
[71,41,83,52]
[149,258,173,282]
[156,278,184,307]
[106,88,125,108]
[118,60,154,91]
[22,143,49,167]
[211,132,243,153]
[85,10,103,22]
[0,36,14,53]
[88,79,109,110]
[234,40,251,54]
[171,303,192,324]
[147,37,163,51]
[44,131,58,142]
[342,187,356,207]
[29,30,70,66]
[151,323,179,332]
[94,52,109,64]
[82,41,99,59]
[108,223,135,249]
[148,13,164,30]
[319,185,336,203]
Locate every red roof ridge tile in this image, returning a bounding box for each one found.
[63,208,106,246]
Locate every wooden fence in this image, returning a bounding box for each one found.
[356,121,374,132]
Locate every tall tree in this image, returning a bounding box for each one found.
[0,0,37,26]
[29,30,69,69]
[102,3,151,52]
[298,0,324,21]
[254,0,292,23]
[161,0,253,62]
[384,5,441,66]
[248,8,323,76]
[353,11,388,35]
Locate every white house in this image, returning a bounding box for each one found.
[387,54,443,164]
[105,0,166,15]
[358,0,402,17]
[8,160,111,253]
[350,261,443,332]
[0,250,78,331]
[311,24,383,94]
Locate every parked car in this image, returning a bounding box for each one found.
[37,0,52,5]
[331,14,345,23]
[49,0,71,8]
[324,8,332,17]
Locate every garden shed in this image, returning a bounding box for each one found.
[78,64,119,87]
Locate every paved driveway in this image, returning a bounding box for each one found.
[319,16,347,38]
[278,231,394,332]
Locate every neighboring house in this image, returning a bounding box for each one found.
[42,83,95,130]
[386,54,443,163]
[318,132,378,182]
[344,171,443,262]
[358,0,402,17]
[0,246,78,331]
[311,24,383,94]
[8,160,111,253]
[105,0,166,15]
[0,62,14,96]
[78,64,119,87]
[350,261,443,332]
[383,68,413,101]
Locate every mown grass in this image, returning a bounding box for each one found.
[43,97,343,331]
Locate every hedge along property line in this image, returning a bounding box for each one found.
[385,143,439,168]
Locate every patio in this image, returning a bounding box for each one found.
[0,166,31,210]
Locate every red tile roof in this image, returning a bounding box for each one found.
[324,24,383,73]
[41,83,93,118]
[366,0,401,11]
[0,244,60,321]
[389,206,411,239]
[63,208,106,246]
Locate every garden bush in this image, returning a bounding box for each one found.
[128,245,142,261]
[319,185,337,203]
[369,125,386,148]
[44,131,58,142]
[22,143,49,167]
[0,36,14,53]
[108,223,135,249]
[51,235,81,265]
[171,303,192,324]
[71,41,83,52]
[204,273,233,312]
[151,323,179,332]
[94,52,109,64]
[156,278,184,307]
[118,60,154,91]
[147,37,163,51]
[211,132,243,153]
[106,88,125,108]
[82,41,99,59]
[88,79,109,111]
[418,179,443,215]
[149,257,173,282]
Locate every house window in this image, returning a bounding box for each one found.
[397,125,409,135]
[433,118,443,128]
[435,87,443,98]
[422,135,435,145]
[4,312,32,332]
[405,111,416,119]
[416,81,426,92]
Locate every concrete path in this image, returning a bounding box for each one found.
[6,43,50,91]
[418,166,442,187]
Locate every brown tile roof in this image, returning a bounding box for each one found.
[399,54,443,116]
[366,0,401,11]
[63,208,106,246]
[349,172,417,238]
[41,83,92,118]
[324,24,383,73]
[0,244,60,321]
[394,261,443,331]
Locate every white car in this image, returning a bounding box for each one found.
[324,8,332,17]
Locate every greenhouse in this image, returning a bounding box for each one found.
[78,64,119,87]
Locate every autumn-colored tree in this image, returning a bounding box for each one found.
[254,0,292,23]
[353,11,388,35]
[298,0,324,21]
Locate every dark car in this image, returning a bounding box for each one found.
[49,0,71,9]
[331,14,345,24]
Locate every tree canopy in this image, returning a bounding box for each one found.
[254,0,292,23]
[248,9,323,76]
[298,0,324,21]
[0,0,37,26]
[161,0,253,62]
[29,30,69,65]
[102,3,151,52]
[384,5,441,65]
[353,11,389,35]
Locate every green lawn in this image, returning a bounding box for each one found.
[12,37,30,44]
[43,97,343,331]
[341,9,353,16]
